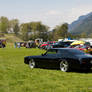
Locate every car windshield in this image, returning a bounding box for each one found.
[68,49,85,55]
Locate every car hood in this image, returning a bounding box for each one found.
[76,54,92,59]
[25,55,42,59]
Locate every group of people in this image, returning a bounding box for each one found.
[14,41,36,48]
[14,42,21,48]
[0,39,6,48]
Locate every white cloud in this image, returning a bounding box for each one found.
[45,10,61,16]
[41,5,92,27]
[6,5,92,29]
[65,5,92,23]
[14,10,64,29]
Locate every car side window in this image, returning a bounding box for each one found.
[47,50,57,54]
[58,50,68,55]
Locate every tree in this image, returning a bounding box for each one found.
[52,23,68,40]
[35,22,49,41]
[0,16,9,33]
[80,32,87,38]
[20,23,29,41]
[9,19,19,34]
[29,22,49,41]
[20,22,49,41]
[88,33,92,38]
[13,24,19,35]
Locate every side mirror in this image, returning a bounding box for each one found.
[41,54,44,56]
[42,53,47,56]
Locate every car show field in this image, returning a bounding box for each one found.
[1,0,92,92]
[0,46,92,92]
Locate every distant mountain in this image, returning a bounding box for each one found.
[68,12,92,35]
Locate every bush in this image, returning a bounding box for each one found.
[0,33,5,37]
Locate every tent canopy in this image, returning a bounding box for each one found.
[71,41,85,45]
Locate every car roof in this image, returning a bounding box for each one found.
[50,48,77,50]
[49,48,85,54]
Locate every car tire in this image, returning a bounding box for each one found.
[60,60,70,72]
[29,59,36,69]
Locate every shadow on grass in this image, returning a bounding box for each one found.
[36,67,92,74]
[71,69,92,74]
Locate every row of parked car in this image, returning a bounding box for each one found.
[39,40,92,55]
[39,40,73,49]
[15,39,92,55]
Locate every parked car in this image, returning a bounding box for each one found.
[68,45,92,54]
[24,48,92,72]
[39,42,48,49]
[52,41,73,48]
[40,41,56,50]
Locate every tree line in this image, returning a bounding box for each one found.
[0,16,86,41]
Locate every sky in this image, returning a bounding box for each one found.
[0,0,92,29]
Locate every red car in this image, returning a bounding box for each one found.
[68,45,92,54]
[40,41,56,49]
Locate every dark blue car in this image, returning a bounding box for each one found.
[24,48,92,72]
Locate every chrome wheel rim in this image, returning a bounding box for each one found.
[60,60,68,72]
[29,59,35,68]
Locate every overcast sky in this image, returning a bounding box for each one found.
[0,0,92,29]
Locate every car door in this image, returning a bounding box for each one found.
[39,49,58,68]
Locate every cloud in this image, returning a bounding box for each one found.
[4,5,92,29]
[67,5,92,23]
[18,6,92,29]
[45,10,61,16]
[38,10,64,29]
[15,10,64,29]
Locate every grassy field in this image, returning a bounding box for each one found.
[0,46,92,92]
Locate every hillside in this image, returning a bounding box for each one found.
[0,34,23,43]
[68,12,92,35]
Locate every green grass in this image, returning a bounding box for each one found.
[0,46,92,92]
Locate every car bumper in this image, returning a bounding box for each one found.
[80,59,92,69]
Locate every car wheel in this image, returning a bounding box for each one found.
[60,60,70,72]
[29,59,36,69]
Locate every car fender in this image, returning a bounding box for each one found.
[58,58,80,69]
